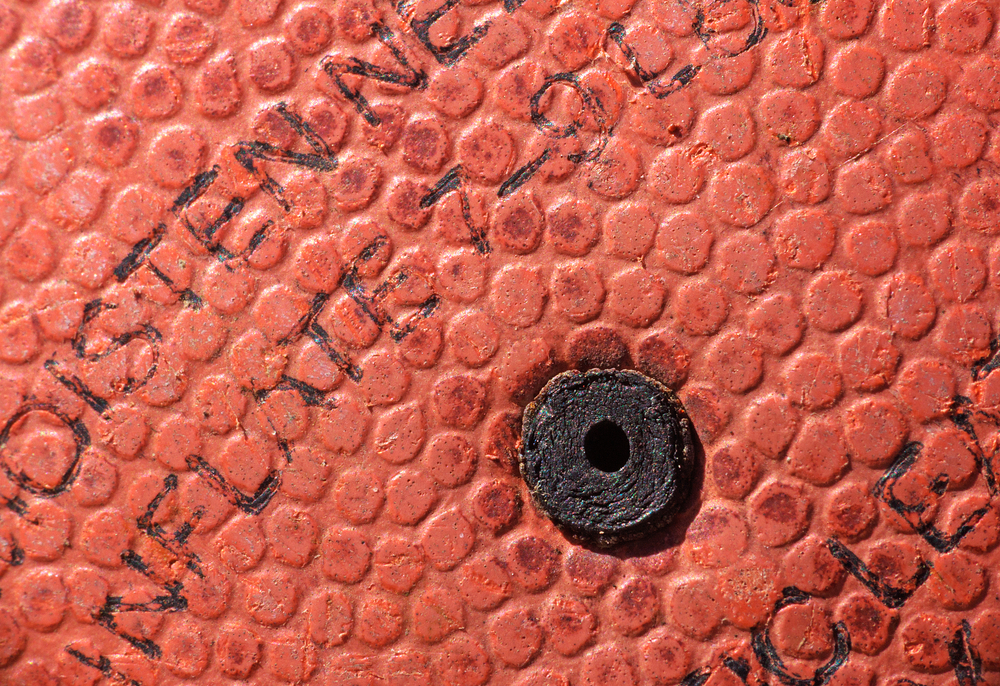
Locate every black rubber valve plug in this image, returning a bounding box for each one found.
[520,369,696,547]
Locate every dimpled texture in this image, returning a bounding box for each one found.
[0,0,999,684]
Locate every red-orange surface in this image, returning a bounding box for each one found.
[2,0,1000,683]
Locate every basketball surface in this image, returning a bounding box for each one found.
[1,0,1000,683]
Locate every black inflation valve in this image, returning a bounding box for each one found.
[519,368,696,547]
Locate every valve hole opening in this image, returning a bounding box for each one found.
[584,420,630,473]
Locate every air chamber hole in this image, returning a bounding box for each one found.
[584,420,630,473]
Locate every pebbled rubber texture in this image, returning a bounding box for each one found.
[1,0,1000,684]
